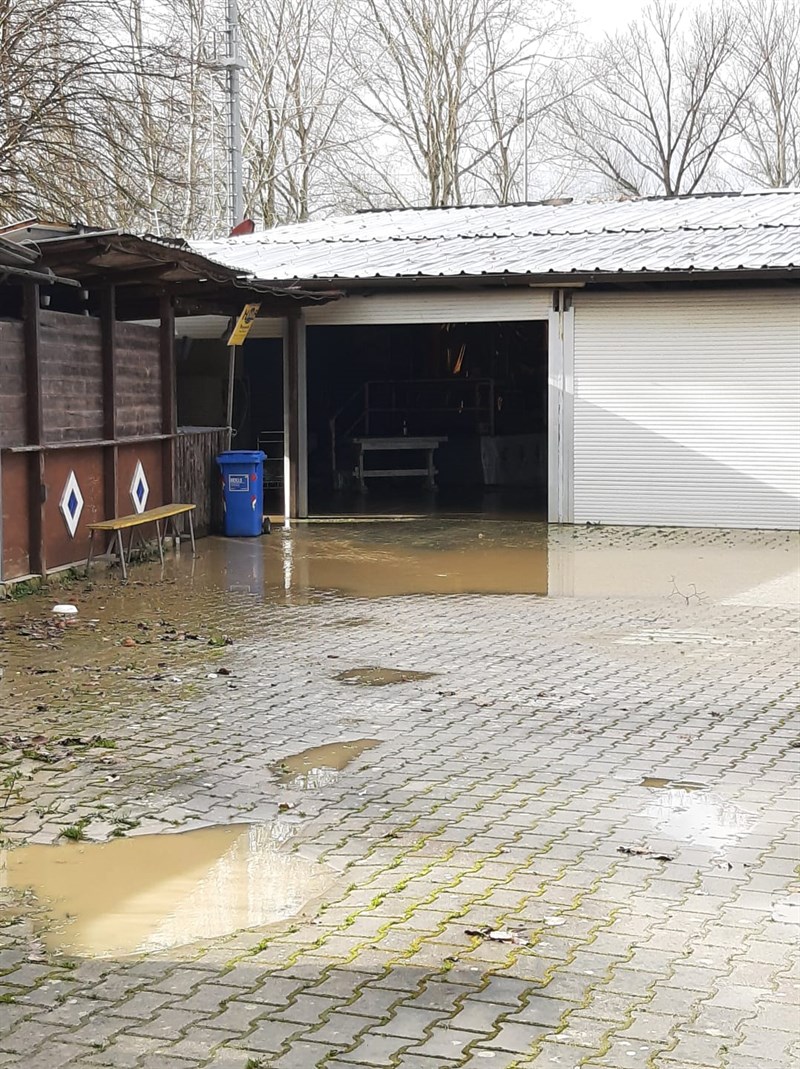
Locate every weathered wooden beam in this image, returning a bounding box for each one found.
[159,294,176,504]
[22,283,45,575]
[85,264,186,287]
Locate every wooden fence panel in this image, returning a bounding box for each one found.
[175,428,227,535]
[40,310,103,442]
[116,322,162,437]
[0,320,26,446]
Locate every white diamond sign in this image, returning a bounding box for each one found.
[59,470,84,538]
[130,460,149,514]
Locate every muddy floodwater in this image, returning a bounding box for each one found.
[0,825,336,958]
[251,520,798,603]
[1,519,797,720]
[275,738,381,789]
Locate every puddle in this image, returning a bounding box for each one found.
[0,824,335,958]
[641,777,705,791]
[274,738,381,789]
[772,892,800,925]
[334,667,435,686]
[643,791,753,849]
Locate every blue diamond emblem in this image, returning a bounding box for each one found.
[136,481,145,502]
[68,489,79,517]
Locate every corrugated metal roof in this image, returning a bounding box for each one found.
[192,189,800,282]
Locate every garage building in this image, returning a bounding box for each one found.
[189,189,800,531]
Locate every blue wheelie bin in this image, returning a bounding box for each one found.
[216,450,266,536]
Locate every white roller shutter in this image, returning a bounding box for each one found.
[305,289,552,325]
[572,289,800,530]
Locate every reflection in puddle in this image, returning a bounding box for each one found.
[334,667,435,686]
[641,777,705,791]
[643,790,753,849]
[0,824,335,958]
[275,738,381,789]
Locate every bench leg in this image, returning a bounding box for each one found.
[187,510,197,557]
[116,530,128,580]
[426,449,436,489]
[86,530,95,577]
[155,520,165,566]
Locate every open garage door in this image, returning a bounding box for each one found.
[304,298,551,517]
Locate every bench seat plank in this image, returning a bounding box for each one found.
[88,503,196,532]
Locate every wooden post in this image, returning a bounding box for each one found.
[23,283,45,576]
[286,313,301,519]
[100,285,118,521]
[225,344,237,449]
[159,294,176,505]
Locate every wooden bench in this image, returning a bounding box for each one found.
[87,503,197,580]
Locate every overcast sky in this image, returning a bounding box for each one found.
[574,0,706,35]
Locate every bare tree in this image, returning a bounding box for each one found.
[0,0,111,221]
[0,0,214,231]
[341,0,566,208]
[238,0,354,227]
[729,0,800,187]
[554,0,754,197]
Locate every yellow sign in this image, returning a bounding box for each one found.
[227,303,261,346]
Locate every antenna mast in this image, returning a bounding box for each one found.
[224,0,244,227]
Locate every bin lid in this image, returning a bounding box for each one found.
[216,450,266,464]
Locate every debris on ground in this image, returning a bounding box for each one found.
[0,734,117,763]
[3,618,69,643]
[641,776,705,791]
[617,845,676,861]
[465,926,530,946]
[51,604,78,616]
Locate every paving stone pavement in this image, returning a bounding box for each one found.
[1,530,799,1069]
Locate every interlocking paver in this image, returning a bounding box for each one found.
[374,1004,447,1038]
[0,524,797,1068]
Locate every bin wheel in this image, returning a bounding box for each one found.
[262,516,272,535]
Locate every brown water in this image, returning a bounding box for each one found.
[1,520,797,720]
[252,520,798,603]
[0,824,336,958]
[274,738,381,789]
[334,667,435,686]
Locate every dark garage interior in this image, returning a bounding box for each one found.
[193,318,549,518]
[305,320,548,515]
